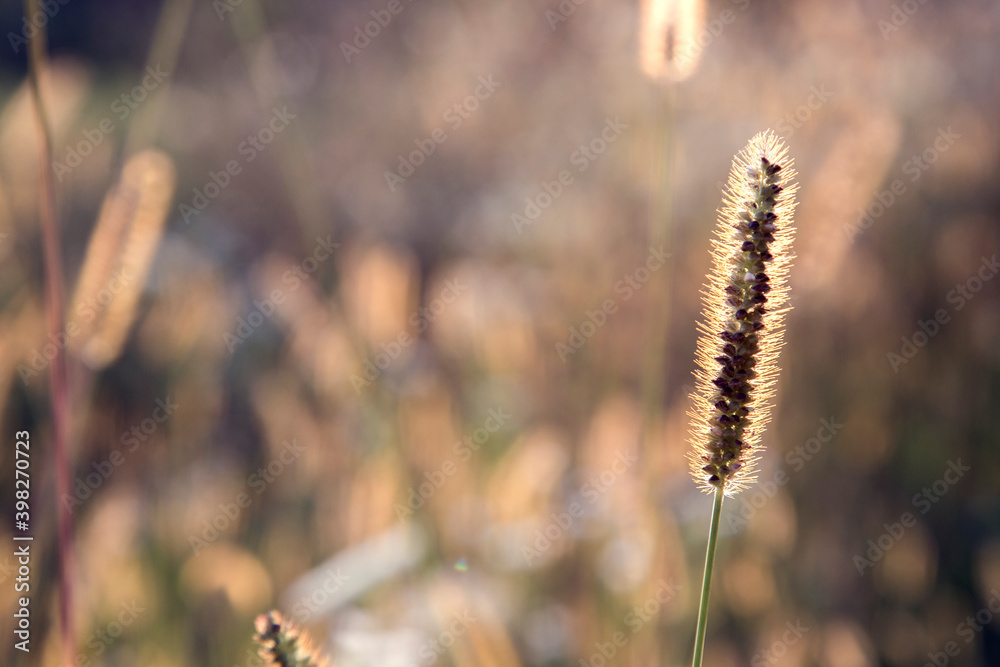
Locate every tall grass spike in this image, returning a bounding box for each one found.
[688,131,797,495]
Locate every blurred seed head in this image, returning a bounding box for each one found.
[639,0,705,82]
[68,149,175,369]
[180,542,273,616]
[342,244,418,348]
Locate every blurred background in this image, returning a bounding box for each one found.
[0,0,998,665]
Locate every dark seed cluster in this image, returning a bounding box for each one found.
[700,156,786,489]
[254,610,329,667]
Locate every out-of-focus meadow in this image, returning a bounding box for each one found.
[0,0,999,665]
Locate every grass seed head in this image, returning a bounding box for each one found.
[688,130,797,496]
[254,610,331,667]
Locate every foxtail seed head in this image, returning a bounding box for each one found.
[688,131,797,495]
[639,0,705,82]
[67,149,175,369]
[254,610,330,667]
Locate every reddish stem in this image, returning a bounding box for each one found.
[25,0,75,661]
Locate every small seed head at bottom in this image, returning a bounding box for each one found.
[254,610,330,667]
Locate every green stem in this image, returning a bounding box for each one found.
[122,0,194,157]
[640,84,675,443]
[692,487,724,667]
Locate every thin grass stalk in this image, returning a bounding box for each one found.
[691,487,723,667]
[122,0,194,157]
[640,84,675,447]
[227,0,330,242]
[24,0,74,661]
[226,0,368,364]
